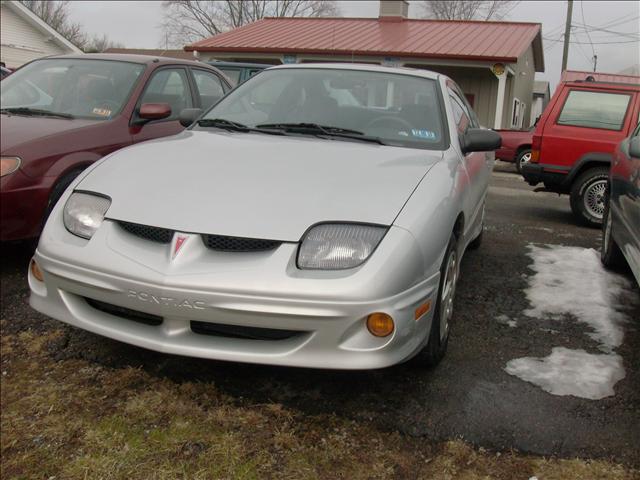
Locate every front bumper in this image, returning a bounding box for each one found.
[30,220,441,370]
[521,162,569,191]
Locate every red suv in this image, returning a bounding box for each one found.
[1,54,230,242]
[522,71,640,226]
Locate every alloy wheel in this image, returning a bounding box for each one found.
[583,179,607,219]
[518,151,531,170]
[439,249,458,342]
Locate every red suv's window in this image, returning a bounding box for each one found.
[557,90,631,131]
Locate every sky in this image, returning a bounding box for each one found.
[67,1,640,90]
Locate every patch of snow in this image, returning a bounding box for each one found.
[496,314,517,328]
[505,347,625,400]
[524,245,631,351]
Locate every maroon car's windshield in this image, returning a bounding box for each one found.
[0,59,144,120]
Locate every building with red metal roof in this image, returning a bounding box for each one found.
[186,0,545,129]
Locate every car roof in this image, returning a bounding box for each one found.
[267,63,442,80]
[209,61,271,69]
[41,53,213,67]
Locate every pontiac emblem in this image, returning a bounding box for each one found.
[172,234,188,260]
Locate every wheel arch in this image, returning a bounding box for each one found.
[566,152,612,185]
[516,144,532,155]
[453,212,464,240]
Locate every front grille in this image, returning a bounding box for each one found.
[202,234,281,252]
[191,321,301,340]
[118,221,280,252]
[85,298,163,326]
[119,221,173,244]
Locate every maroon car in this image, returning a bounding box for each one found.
[494,127,534,173]
[0,54,231,242]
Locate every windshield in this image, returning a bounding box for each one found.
[200,68,445,149]
[0,59,145,119]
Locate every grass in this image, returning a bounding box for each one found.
[1,329,637,480]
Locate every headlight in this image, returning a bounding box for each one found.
[1,156,21,177]
[297,223,387,270]
[63,192,111,239]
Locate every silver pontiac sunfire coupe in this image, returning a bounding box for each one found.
[29,64,500,369]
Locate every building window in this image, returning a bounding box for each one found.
[511,98,521,128]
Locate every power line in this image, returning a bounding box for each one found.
[572,24,640,39]
[598,14,640,29]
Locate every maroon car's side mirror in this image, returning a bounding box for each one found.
[138,103,171,121]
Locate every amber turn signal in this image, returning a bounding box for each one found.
[366,312,394,337]
[30,259,44,282]
[414,300,432,320]
[530,150,540,163]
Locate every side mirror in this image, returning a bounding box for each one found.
[461,128,502,154]
[138,103,171,121]
[629,136,640,159]
[179,108,203,127]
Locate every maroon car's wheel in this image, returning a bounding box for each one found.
[515,149,531,174]
[601,196,625,269]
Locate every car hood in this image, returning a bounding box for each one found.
[78,130,442,241]
[0,114,102,153]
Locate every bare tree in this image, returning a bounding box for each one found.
[162,0,338,48]
[84,34,125,53]
[19,1,86,47]
[418,1,518,21]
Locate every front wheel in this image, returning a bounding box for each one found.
[569,167,608,227]
[418,233,459,367]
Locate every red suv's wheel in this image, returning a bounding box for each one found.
[569,167,608,227]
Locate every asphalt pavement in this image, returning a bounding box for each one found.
[2,161,639,465]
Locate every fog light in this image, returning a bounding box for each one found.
[30,259,44,282]
[366,312,394,337]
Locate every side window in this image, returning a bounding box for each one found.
[140,68,192,120]
[448,89,471,134]
[557,90,631,131]
[219,68,241,85]
[193,69,226,110]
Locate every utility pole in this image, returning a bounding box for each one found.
[593,54,597,72]
[561,0,574,72]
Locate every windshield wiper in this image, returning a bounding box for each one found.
[0,107,74,119]
[197,118,285,135]
[256,123,386,145]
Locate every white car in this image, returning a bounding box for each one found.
[29,64,500,369]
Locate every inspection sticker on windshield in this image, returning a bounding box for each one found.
[92,107,112,117]
[411,129,436,139]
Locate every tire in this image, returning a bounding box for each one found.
[467,202,485,250]
[601,195,626,270]
[418,232,459,367]
[569,167,609,227]
[515,148,532,174]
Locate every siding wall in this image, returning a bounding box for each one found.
[0,3,69,68]
[408,65,498,128]
[503,45,536,128]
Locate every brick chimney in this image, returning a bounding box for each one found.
[378,0,409,22]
